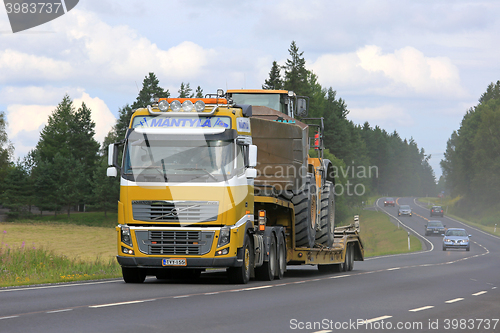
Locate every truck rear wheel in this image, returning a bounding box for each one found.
[316,181,335,247]
[275,233,286,280]
[292,174,317,248]
[227,234,253,284]
[346,243,354,271]
[122,267,146,283]
[255,234,276,281]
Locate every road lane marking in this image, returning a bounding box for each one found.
[242,285,273,291]
[0,279,122,293]
[472,291,487,296]
[364,315,392,323]
[409,305,434,312]
[45,308,73,314]
[445,298,464,304]
[386,267,400,271]
[173,295,191,298]
[90,299,155,308]
[0,316,19,320]
[204,292,220,295]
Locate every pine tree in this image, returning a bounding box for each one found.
[283,41,310,96]
[262,61,283,90]
[195,86,204,98]
[131,72,170,109]
[178,82,194,98]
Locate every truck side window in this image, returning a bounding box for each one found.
[236,145,245,174]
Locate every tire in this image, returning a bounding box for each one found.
[274,233,286,280]
[228,233,253,284]
[255,234,276,281]
[442,246,446,251]
[315,181,335,247]
[122,267,146,283]
[291,174,317,248]
[466,245,470,251]
[347,243,354,271]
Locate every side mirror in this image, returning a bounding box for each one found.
[468,235,472,238]
[296,98,308,117]
[107,167,117,177]
[248,144,257,167]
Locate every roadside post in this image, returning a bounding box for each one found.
[408,232,410,250]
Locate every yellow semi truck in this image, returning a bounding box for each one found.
[107,89,364,283]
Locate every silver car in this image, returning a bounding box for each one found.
[398,204,412,217]
[442,228,471,251]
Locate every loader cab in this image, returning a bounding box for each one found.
[227,89,308,118]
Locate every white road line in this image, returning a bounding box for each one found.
[472,291,487,296]
[242,285,273,291]
[0,316,19,320]
[409,305,434,312]
[204,292,219,295]
[329,274,350,279]
[364,315,392,323]
[46,309,73,314]
[0,279,122,293]
[445,298,464,304]
[90,299,155,308]
[173,295,190,298]
[386,267,400,271]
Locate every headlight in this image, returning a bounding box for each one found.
[194,100,205,112]
[121,225,132,247]
[182,100,194,112]
[217,226,230,248]
[158,100,169,111]
[443,238,450,242]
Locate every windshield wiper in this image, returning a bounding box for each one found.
[173,168,218,182]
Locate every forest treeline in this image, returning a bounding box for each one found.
[0,41,436,222]
[441,80,500,217]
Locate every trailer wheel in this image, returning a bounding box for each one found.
[255,234,276,281]
[122,267,146,283]
[346,243,354,271]
[275,234,286,280]
[316,181,335,247]
[292,174,317,248]
[228,233,253,284]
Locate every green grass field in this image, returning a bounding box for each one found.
[358,209,422,257]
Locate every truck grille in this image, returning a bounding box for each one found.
[135,230,214,255]
[132,200,219,222]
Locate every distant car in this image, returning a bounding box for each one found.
[425,220,446,236]
[384,198,395,207]
[398,205,412,217]
[430,206,444,217]
[442,228,471,251]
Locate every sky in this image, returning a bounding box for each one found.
[1,0,500,179]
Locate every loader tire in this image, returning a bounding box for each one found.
[291,174,317,248]
[315,181,335,247]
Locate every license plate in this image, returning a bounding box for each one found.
[433,230,439,233]
[162,258,187,266]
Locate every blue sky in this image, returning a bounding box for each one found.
[1,0,500,179]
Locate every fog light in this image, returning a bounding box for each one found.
[122,246,134,255]
[215,248,229,256]
[158,100,169,111]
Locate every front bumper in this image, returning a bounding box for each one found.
[443,241,469,248]
[117,255,241,268]
[426,229,445,235]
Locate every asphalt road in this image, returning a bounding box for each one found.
[1,197,499,333]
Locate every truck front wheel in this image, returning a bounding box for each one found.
[227,234,253,284]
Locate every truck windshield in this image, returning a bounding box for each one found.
[123,133,234,183]
[231,93,281,112]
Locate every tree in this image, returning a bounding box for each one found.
[1,161,33,217]
[91,157,119,217]
[283,41,310,96]
[131,72,170,109]
[195,86,204,98]
[262,61,283,90]
[178,82,194,98]
[0,111,14,194]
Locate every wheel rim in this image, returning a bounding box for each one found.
[310,192,317,228]
[244,247,250,272]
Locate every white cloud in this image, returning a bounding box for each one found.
[73,92,115,144]
[310,45,467,99]
[349,105,414,128]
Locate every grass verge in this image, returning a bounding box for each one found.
[358,209,422,257]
